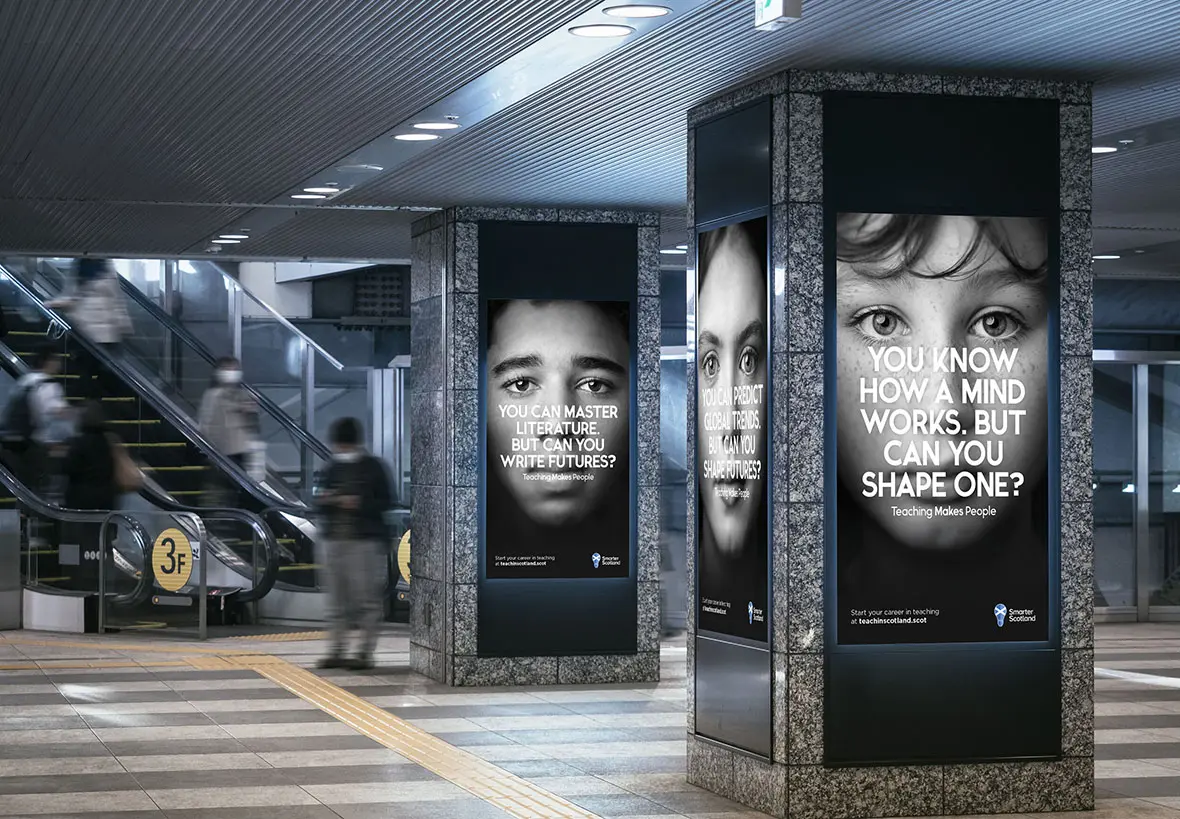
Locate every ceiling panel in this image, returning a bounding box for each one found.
[0,0,1179,261]
[0,0,598,204]
[228,208,421,260]
[343,0,1180,212]
[0,201,249,255]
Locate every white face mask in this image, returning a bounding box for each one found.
[218,369,242,385]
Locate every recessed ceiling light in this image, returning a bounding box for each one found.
[336,163,384,172]
[660,248,687,255]
[291,193,326,199]
[219,234,249,240]
[1134,249,1146,254]
[1119,139,1135,145]
[211,238,241,244]
[1092,254,1120,260]
[394,133,439,142]
[676,244,687,250]
[603,4,671,18]
[413,122,460,131]
[1092,146,1118,154]
[303,186,341,195]
[569,23,634,37]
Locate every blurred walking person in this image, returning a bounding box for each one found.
[1,349,69,497]
[62,402,120,590]
[49,258,134,400]
[198,357,260,506]
[315,418,395,672]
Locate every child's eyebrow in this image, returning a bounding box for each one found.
[962,265,1049,296]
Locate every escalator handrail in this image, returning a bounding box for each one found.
[203,260,345,370]
[0,462,153,607]
[115,276,333,462]
[0,262,311,516]
[154,501,281,603]
[30,259,333,464]
[0,450,279,604]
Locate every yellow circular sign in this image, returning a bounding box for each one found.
[153,528,193,593]
[397,529,411,585]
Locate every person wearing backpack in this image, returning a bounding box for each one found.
[314,417,396,672]
[1,349,69,496]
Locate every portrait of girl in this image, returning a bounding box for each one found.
[696,217,769,641]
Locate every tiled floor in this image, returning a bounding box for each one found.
[0,623,1179,818]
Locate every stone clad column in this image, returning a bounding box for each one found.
[409,207,663,686]
[685,70,1094,818]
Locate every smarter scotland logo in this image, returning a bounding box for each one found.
[748,602,754,624]
[994,603,1008,628]
[591,552,601,569]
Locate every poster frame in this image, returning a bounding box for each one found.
[822,204,1063,655]
[693,207,775,650]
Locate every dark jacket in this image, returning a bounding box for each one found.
[314,454,395,542]
[64,429,118,510]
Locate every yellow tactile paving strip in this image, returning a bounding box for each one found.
[1,633,602,817]
[0,635,255,655]
[257,659,600,819]
[226,631,328,641]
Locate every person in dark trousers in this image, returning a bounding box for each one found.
[315,417,395,671]
[62,402,119,591]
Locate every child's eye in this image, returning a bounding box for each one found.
[969,311,1023,341]
[852,308,909,340]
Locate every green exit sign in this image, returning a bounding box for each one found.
[755,0,802,30]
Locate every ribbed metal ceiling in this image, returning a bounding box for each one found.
[347,0,1180,211]
[0,0,595,204]
[233,208,421,260]
[0,201,249,255]
[0,0,1178,264]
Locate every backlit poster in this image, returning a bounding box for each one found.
[834,213,1050,644]
[485,299,631,578]
[696,216,769,642]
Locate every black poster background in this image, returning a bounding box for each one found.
[485,298,632,579]
[696,216,770,643]
[834,212,1051,645]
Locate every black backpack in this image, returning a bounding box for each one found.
[0,382,37,446]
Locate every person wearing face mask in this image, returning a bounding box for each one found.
[314,417,395,671]
[198,357,260,505]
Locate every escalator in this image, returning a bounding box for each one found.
[0,446,282,632]
[0,272,316,605]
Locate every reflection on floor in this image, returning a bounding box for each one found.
[0,623,1176,818]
